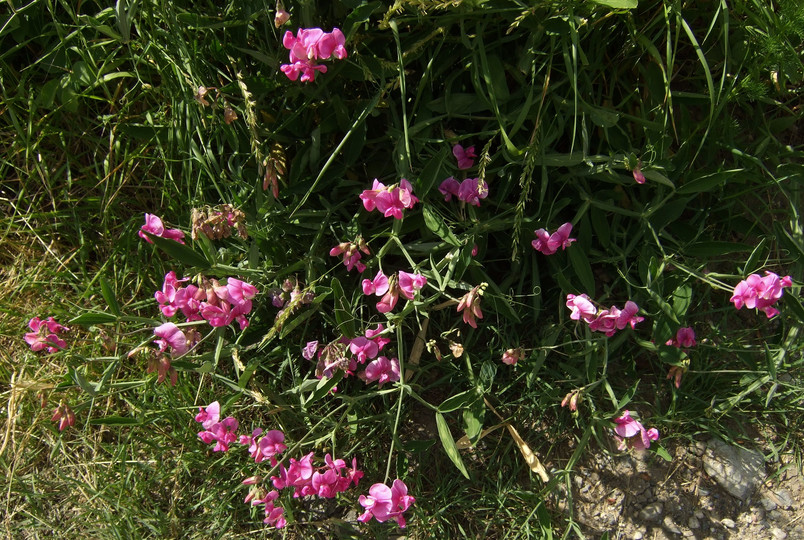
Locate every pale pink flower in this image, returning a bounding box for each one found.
[139,213,185,244]
[376,275,400,313]
[566,294,597,323]
[280,28,346,83]
[502,348,524,366]
[588,307,621,337]
[613,410,659,451]
[195,401,220,430]
[153,322,190,356]
[274,2,290,27]
[302,340,319,360]
[616,301,644,330]
[453,144,476,170]
[532,222,575,255]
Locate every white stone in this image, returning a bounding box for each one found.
[703,438,765,501]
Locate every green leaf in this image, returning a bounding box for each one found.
[671,284,692,318]
[143,232,211,269]
[422,206,460,246]
[683,241,753,257]
[89,416,142,426]
[72,369,98,397]
[568,246,595,294]
[100,277,121,316]
[417,148,448,197]
[652,444,672,462]
[463,400,484,444]
[331,277,355,338]
[589,0,637,7]
[435,411,470,479]
[438,390,478,413]
[70,312,118,325]
[305,371,344,405]
[676,169,744,194]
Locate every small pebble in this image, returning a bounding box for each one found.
[694,510,704,519]
[770,527,788,540]
[638,502,663,522]
[633,532,644,540]
[688,516,700,529]
[664,515,682,535]
[721,518,736,529]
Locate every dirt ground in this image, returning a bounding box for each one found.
[565,439,804,540]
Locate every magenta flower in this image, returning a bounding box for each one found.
[377,276,400,313]
[730,271,792,318]
[613,410,659,451]
[350,336,379,364]
[457,178,489,207]
[616,301,644,330]
[362,270,390,296]
[532,223,575,255]
[666,327,696,348]
[255,430,287,465]
[51,404,76,431]
[280,28,346,83]
[398,271,426,300]
[139,213,185,244]
[360,356,400,388]
[358,479,415,528]
[195,401,221,430]
[261,490,287,528]
[25,316,69,353]
[457,285,484,328]
[453,144,476,170]
[438,177,460,202]
[359,179,419,219]
[566,293,597,323]
[365,324,391,350]
[632,163,646,184]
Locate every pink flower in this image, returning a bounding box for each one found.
[255,430,287,465]
[360,179,418,219]
[532,223,575,255]
[153,322,190,356]
[730,271,792,318]
[365,324,391,350]
[616,301,644,330]
[613,410,659,451]
[438,177,460,202]
[195,401,221,430]
[588,307,621,337]
[566,294,597,323]
[280,28,346,83]
[457,285,484,328]
[330,237,370,273]
[561,390,582,411]
[502,348,524,366]
[398,271,426,300]
[362,270,390,296]
[138,213,185,244]
[350,336,379,364]
[51,404,76,431]
[360,356,400,388]
[302,340,319,360]
[471,244,479,257]
[632,163,646,184]
[453,144,476,170]
[376,276,400,313]
[358,479,415,528]
[274,2,290,27]
[25,316,69,353]
[666,327,696,348]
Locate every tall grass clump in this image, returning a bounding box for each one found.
[2,0,803,537]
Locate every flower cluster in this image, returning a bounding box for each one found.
[330,236,370,273]
[730,271,792,318]
[358,479,415,528]
[532,223,575,255]
[359,179,419,219]
[195,401,241,452]
[438,177,489,206]
[309,325,399,388]
[566,294,643,336]
[51,403,76,431]
[139,213,185,244]
[272,452,363,498]
[666,327,696,349]
[613,410,659,451]
[155,272,258,331]
[280,27,347,82]
[457,284,485,328]
[362,270,427,313]
[190,204,247,241]
[25,316,69,353]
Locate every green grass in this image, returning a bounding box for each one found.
[2,0,804,538]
